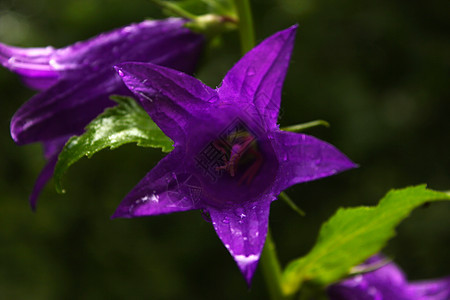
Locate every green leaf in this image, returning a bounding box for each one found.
[54,95,173,193]
[281,185,450,295]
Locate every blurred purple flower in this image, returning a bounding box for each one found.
[114,25,357,284]
[328,254,450,300]
[0,18,204,209]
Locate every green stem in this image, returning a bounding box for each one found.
[232,1,288,299]
[261,230,292,300]
[233,0,255,54]
[280,120,330,133]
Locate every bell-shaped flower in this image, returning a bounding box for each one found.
[328,254,450,300]
[114,25,357,284]
[0,18,204,208]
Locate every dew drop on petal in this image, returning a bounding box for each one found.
[117,70,124,77]
[246,67,256,76]
[150,192,159,203]
[222,216,230,224]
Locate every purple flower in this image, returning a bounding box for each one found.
[328,255,450,300]
[114,25,357,284]
[1,18,204,209]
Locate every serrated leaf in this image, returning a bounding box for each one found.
[54,95,173,193]
[281,185,450,295]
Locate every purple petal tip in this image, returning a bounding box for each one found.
[234,254,260,286]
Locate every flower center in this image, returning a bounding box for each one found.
[213,129,262,185]
[193,118,278,207]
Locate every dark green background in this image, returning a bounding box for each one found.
[0,0,449,299]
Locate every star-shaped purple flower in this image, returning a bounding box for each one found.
[114,25,357,284]
[1,18,204,208]
[328,254,450,300]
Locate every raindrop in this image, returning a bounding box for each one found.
[149,193,159,203]
[239,213,246,219]
[222,216,230,224]
[117,70,124,77]
[246,67,256,76]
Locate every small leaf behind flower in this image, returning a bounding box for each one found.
[281,185,450,295]
[54,95,173,193]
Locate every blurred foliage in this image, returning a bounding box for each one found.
[0,0,449,299]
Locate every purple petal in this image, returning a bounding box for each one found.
[271,131,357,191]
[329,256,450,300]
[0,43,59,90]
[112,149,201,218]
[30,136,70,210]
[217,25,297,130]
[208,197,273,285]
[328,262,411,300]
[8,18,204,144]
[49,18,201,75]
[409,277,450,300]
[10,70,121,144]
[1,18,203,91]
[115,62,217,143]
[29,155,57,211]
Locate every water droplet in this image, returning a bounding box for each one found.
[239,213,246,219]
[246,67,256,76]
[149,194,159,203]
[222,217,230,224]
[117,70,124,77]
